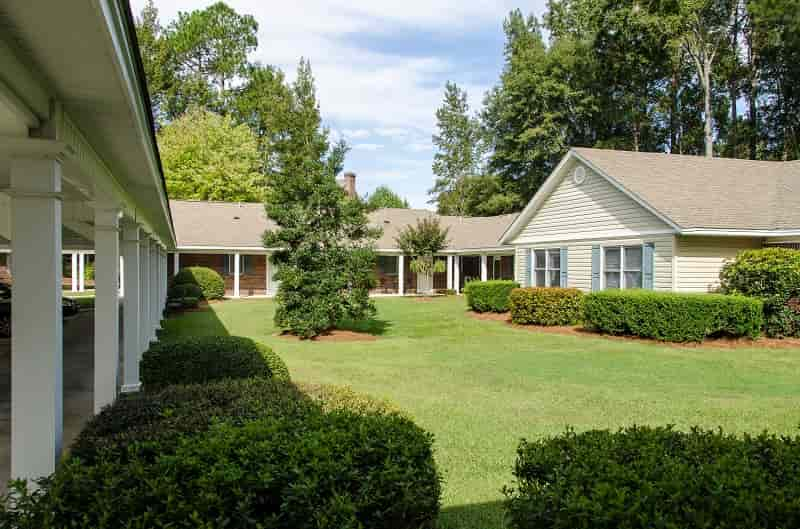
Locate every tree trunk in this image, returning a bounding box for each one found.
[633,120,640,152]
[670,68,679,152]
[703,59,713,158]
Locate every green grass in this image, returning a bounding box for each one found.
[161,296,800,529]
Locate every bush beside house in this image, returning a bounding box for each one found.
[583,290,763,342]
[505,426,800,529]
[464,280,520,312]
[509,287,583,326]
[171,266,225,300]
[720,248,800,337]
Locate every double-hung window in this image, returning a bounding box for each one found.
[603,246,642,289]
[532,248,561,287]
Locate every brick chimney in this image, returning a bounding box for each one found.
[342,171,356,198]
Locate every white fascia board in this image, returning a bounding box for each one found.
[680,229,800,237]
[176,246,276,253]
[512,229,677,246]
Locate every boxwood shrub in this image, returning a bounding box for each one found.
[583,290,763,342]
[509,287,583,326]
[167,282,203,300]
[506,426,800,529]
[298,382,410,418]
[464,280,520,312]
[720,248,800,337]
[172,266,225,300]
[140,335,290,390]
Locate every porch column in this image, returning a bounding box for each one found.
[150,241,159,335]
[70,253,78,292]
[139,236,151,353]
[121,221,141,392]
[160,250,166,307]
[446,255,453,290]
[454,256,461,294]
[93,207,121,413]
[480,255,488,281]
[10,157,63,481]
[78,251,85,292]
[173,251,180,276]
[233,252,240,298]
[398,254,405,295]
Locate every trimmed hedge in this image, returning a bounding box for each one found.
[720,248,800,337]
[172,266,225,300]
[298,382,410,419]
[509,287,583,326]
[506,426,800,529]
[141,336,290,390]
[464,280,520,313]
[167,282,203,300]
[583,290,763,342]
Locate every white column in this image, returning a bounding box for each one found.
[173,251,180,276]
[480,255,488,281]
[78,251,85,292]
[150,241,159,335]
[233,252,241,298]
[139,237,151,353]
[454,256,461,294]
[70,253,78,292]
[121,221,141,392]
[265,255,270,294]
[398,254,405,296]
[10,158,63,481]
[446,255,454,290]
[93,207,121,413]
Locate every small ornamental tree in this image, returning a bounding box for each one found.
[264,60,379,338]
[395,218,450,295]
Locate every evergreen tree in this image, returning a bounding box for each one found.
[263,60,378,338]
[364,186,410,210]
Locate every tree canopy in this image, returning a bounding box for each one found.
[364,186,410,210]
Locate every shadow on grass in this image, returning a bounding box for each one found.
[439,500,507,529]
[335,316,392,336]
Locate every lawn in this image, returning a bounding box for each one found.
[161,296,800,529]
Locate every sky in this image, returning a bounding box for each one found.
[131,0,548,209]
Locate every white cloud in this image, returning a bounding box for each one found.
[342,128,371,139]
[405,142,433,152]
[353,143,384,151]
[374,127,410,138]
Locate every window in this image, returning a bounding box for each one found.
[603,246,642,289]
[377,255,398,276]
[241,255,256,275]
[222,254,233,276]
[532,248,561,287]
[223,255,258,276]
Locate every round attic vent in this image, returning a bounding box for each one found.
[572,165,588,185]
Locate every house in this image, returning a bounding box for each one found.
[502,148,800,292]
[0,1,174,484]
[167,198,518,297]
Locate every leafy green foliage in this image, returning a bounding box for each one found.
[158,107,265,201]
[171,265,225,300]
[167,282,203,300]
[720,247,800,337]
[464,280,520,313]
[297,382,410,419]
[141,335,289,390]
[364,185,410,210]
[264,61,378,338]
[583,290,763,342]
[506,425,800,529]
[509,287,584,326]
[395,217,450,278]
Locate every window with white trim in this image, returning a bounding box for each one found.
[532,248,561,287]
[603,246,642,289]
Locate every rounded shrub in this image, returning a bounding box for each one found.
[297,382,410,419]
[720,248,800,337]
[172,266,225,300]
[464,280,520,312]
[167,282,203,300]
[141,336,290,390]
[509,287,583,326]
[506,425,800,529]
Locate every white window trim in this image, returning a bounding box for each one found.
[530,248,561,287]
[601,245,643,290]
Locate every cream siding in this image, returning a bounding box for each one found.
[514,246,529,286]
[512,162,672,245]
[675,236,762,292]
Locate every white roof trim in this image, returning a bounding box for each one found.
[500,150,681,245]
[680,229,800,237]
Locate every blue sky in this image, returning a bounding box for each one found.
[132,0,548,208]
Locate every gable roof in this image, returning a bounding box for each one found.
[171,200,517,252]
[502,148,800,243]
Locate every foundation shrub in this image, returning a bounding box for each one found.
[464,280,520,312]
[171,266,225,300]
[509,287,583,326]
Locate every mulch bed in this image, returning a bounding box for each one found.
[276,329,377,342]
[466,310,800,349]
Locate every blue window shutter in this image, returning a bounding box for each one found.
[526,250,532,287]
[591,245,601,292]
[643,242,655,289]
[560,247,568,287]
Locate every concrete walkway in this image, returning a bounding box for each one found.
[0,310,96,492]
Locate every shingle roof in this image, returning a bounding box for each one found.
[170,200,517,251]
[573,148,800,230]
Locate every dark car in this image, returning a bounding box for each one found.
[0,284,80,337]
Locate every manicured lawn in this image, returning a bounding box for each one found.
[161,296,800,529]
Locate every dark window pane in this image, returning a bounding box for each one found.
[535,270,546,286]
[605,272,621,289]
[624,246,642,270]
[604,247,620,271]
[625,271,642,288]
[548,249,560,270]
[535,250,546,269]
[549,270,560,287]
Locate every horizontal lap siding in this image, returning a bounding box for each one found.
[515,247,528,286]
[675,236,762,292]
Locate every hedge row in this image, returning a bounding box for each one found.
[583,290,763,342]
[464,280,520,313]
[509,287,583,326]
[141,335,290,390]
[506,426,800,529]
